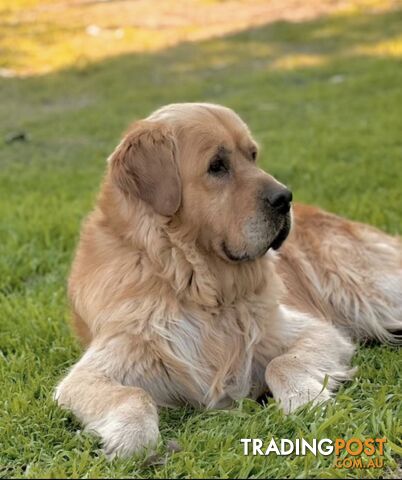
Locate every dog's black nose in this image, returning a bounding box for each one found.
[263,186,293,214]
[269,189,293,210]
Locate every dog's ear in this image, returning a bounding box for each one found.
[109,120,181,216]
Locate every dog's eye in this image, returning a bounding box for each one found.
[208,157,229,176]
[251,150,257,161]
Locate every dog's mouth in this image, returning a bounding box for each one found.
[222,217,291,263]
[269,219,291,251]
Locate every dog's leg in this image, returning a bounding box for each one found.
[55,336,159,458]
[263,306,356,414]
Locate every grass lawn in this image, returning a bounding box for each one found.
[1,1,402,478]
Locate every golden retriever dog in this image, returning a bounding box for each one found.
[55,103,402,458]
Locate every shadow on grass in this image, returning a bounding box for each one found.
[1,7,401,127]
[0,8,400,126]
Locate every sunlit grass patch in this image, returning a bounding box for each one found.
[270,53,327,71]
[354,35,402,57]
[1,0,400,76]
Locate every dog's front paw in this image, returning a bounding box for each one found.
[275,380,331,414]
[265,357,332,414]
[87,395,160,459]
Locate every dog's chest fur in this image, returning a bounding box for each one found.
[71,214,282,408]
[125,297,272,408]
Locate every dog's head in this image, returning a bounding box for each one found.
[108,103,292,263]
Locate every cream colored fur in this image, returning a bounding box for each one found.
[55,103,402,458]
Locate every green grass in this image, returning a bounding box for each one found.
[1,4,402,479]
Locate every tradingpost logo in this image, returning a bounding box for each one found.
[240,437,387,469]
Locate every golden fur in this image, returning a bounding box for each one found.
[55,103,402,458]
